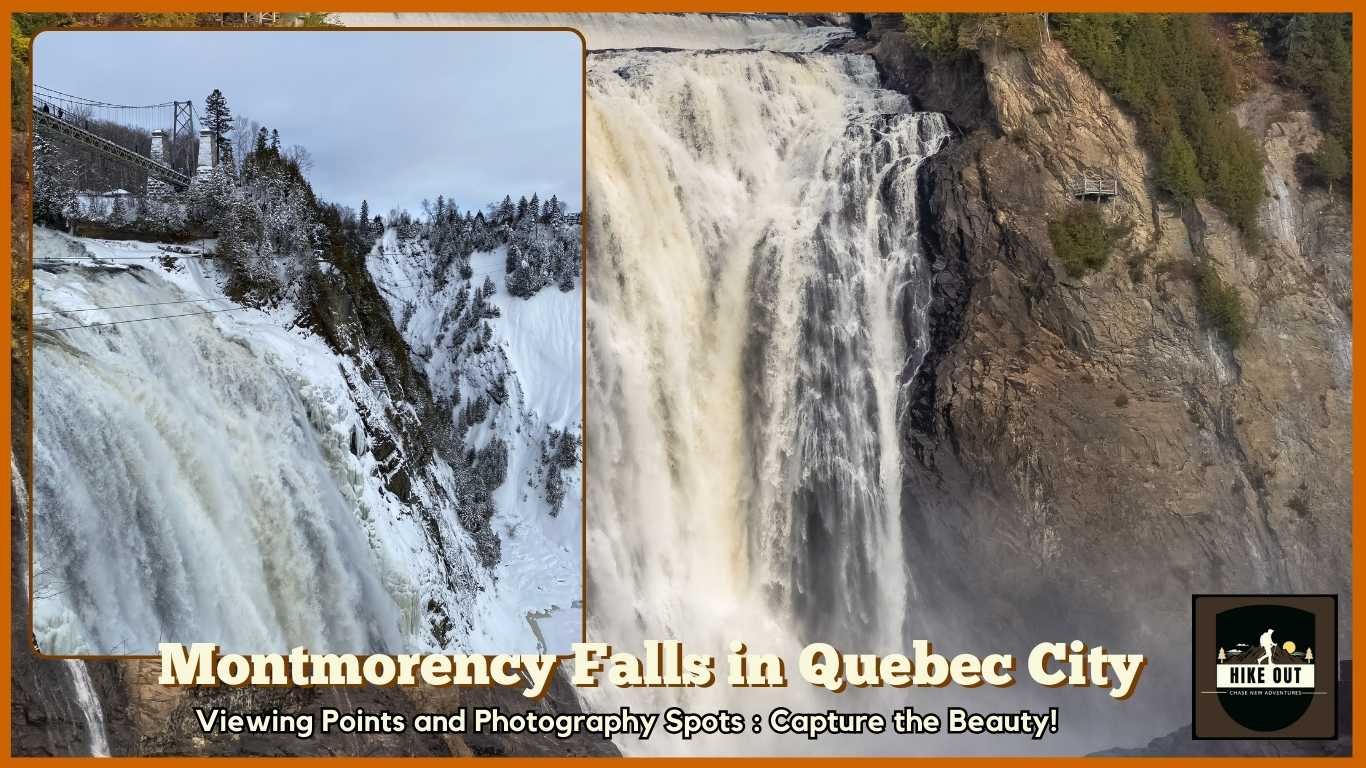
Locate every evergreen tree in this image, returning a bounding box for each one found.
[110,193,128,223]
[203,89,234,167]
[494,196,513,223]
[1053,14,1266,231]
[1157,131,1204,203]
[1308,136,1349,194]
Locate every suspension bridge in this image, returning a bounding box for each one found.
[32,84,214,192]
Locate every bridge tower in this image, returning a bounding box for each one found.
[147,130,173,197]
[171,100,194,175]
[196,128,217,179]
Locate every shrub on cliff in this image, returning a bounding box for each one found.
[1194,262,1249,348]
[1303,135,1349,194]
[903,13,1045,57]
[902,13,972,57]
[1048,204,1124,277]
[1156,130,1204,204]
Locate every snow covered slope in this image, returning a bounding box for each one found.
[369,228,583,653]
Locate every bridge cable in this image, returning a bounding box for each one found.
[34,85,176,110]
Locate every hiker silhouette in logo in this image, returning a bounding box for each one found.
[1258,628,1276,665]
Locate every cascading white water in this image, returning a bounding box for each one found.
[584,42,947,752]
[64,661,110,757]
[30,230,570,659]
[15,455,109,757]
[31,256,414,654]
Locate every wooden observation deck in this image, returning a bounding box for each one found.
[1070,171,1119,200]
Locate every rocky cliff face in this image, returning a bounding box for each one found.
[862,15,1351,740]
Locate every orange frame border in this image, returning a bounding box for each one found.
[1,4,1361,765]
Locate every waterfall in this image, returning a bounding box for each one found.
[64,661,110,757]
[15,455,109,757]
[583,41,947,751]
[30,257,416,654]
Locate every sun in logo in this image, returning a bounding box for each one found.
[1282,641,1297,654]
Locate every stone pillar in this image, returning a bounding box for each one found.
[196,128,215,179]
[146,130,173,197]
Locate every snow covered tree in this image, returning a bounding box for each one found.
[495,195,514,223]
[423,189,580,297]
[555,430,580,468]
[544,468,565,516]
[32,128,78,227]
[110,193,128,223]
[474,437,509,489]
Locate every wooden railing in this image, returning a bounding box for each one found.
[1070,176,1119,197]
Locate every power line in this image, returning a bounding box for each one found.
[37,305,250,332]
[33,296,231,317]
[35,255,330,262]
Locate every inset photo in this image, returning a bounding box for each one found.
[28,28,585,656]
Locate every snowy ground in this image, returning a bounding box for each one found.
[368,229,583,653]
[469,249,583,655]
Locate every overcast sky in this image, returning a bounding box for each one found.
[34,30,582,216]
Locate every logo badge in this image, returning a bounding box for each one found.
[1193,594,1337,739]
